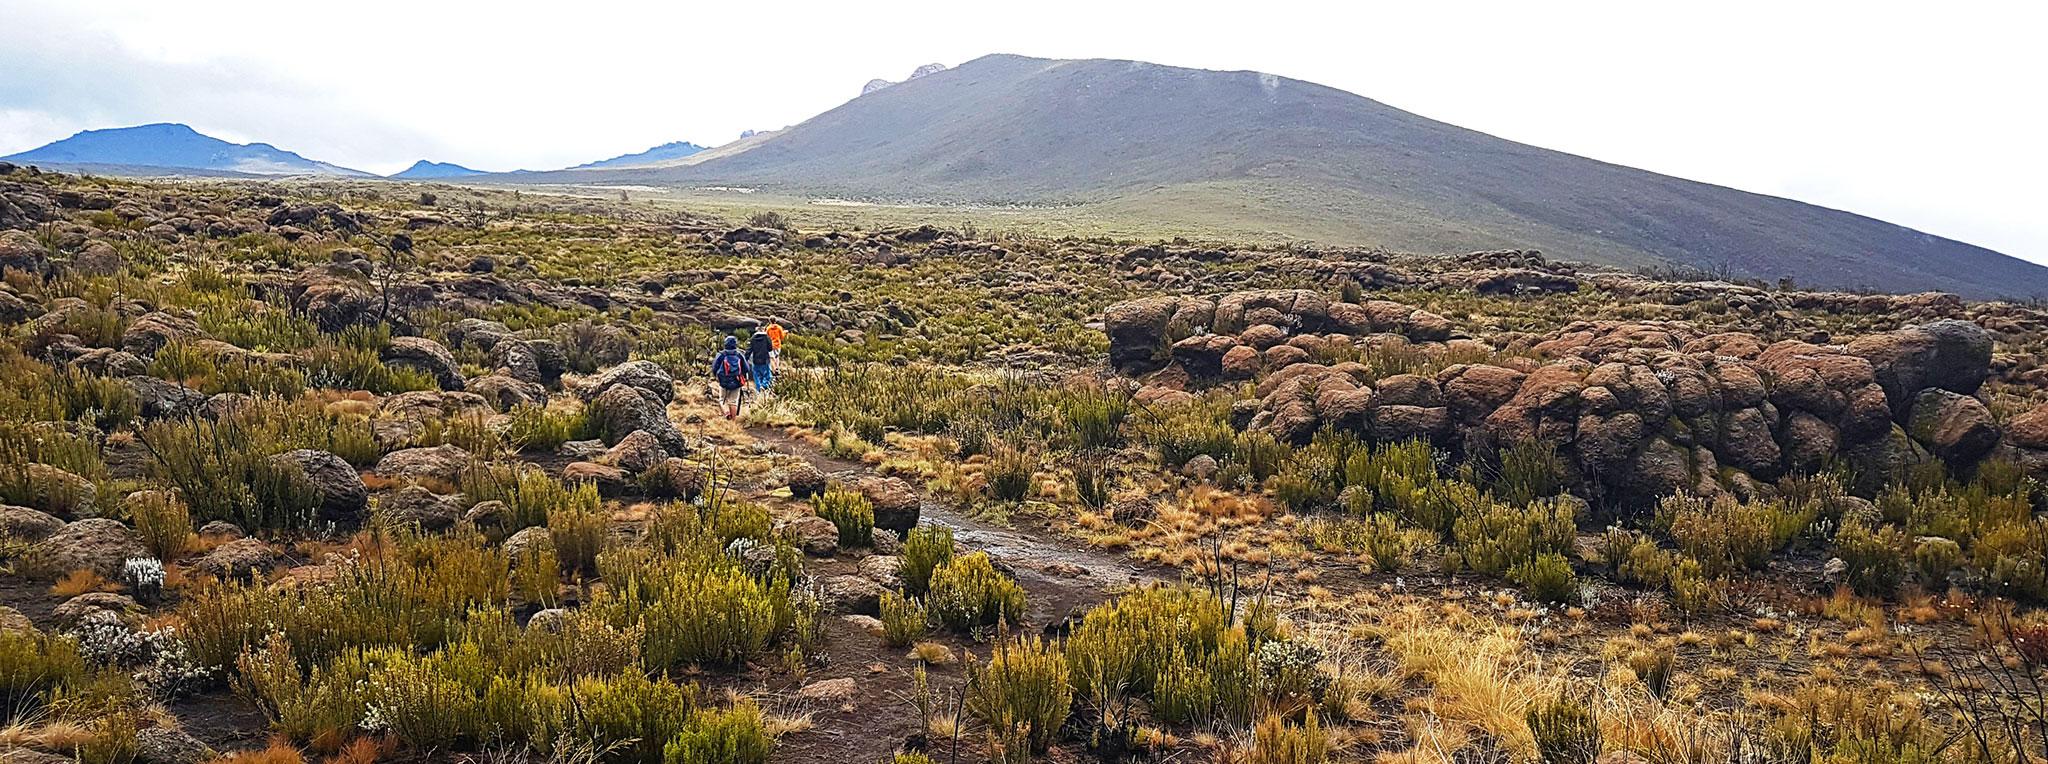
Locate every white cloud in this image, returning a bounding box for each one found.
[1,0,2042,261]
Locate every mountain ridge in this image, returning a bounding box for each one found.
[538,53,2047,298]
[2,123,371,177]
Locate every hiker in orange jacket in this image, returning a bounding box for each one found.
[764,319,787,370]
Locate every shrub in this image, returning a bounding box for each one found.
[812,486,874,548]
[880,591,927,648]
[1301,514,1426,573]
[663,698,773,764]
[1509,553,1580,605]
[552,671,700,764]
[594,548,791,668]
[1627,648,1675,700]
[1835,519,1908,597]
[462,463,584,534]
[1246,711,1326,764]
[1254,639,1331,716]
[966,636,1072,754]
[1912,536,1962,587]
[1063,586,1252,726]
[141,416,318,531]
[985,446,1035,503]
[503,405,587,452]
[1491,439,1566,506]
[924,553,1026,632]
[900,526,954,596]
[547,485,609,575]
[0,628,87,718]
[1056,384,1130,451]
[304,341,437,394]
[1527,694,1601,764]
[1134,396,1235,468]
[1660,494,1813,576]
[129,490,191,561]
[1450,496,1578,575]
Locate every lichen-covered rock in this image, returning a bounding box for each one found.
[1907,388,1999,466]
[134,726,215,764]
[377,486,462,532]
[580,359,674,403]
[561,461,629,496]
[9,463,96,518]
[859,476,921,534]
[382,336,465,391]
[818,574,885,615]
[587,384,687,453]
[192,538,280,580]
[0,504,64,541]
[1848,319,1993,418]
[785,461,827,499]
[28,518,145,579]
[601,430,669,474]
[372,444,472,483]
[271,449,368,526]
[782,514,839,556]
[465,372,548,411]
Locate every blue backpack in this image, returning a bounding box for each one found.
[713,350,746,388]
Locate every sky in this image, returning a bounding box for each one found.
[2,1,2043,262]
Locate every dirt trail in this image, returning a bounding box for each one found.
[745,424,1163,622]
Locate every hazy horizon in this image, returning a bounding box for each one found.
[2,0,2042,263]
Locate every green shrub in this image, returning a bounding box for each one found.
[812,486,875,548]
[1134,396,1235,468]
[1063,586,1253,726]
[1835,519,1908,597]
[1528,694,1601,764]
[0,628,86,719]
[1247,711,1326,764]
[1450,496,1578,575]
[594,548,791,668]
[128,490,191,561]
[1510,553,1580,605]
[1660,494,1813,576]
[1056,384,1130,451]
[53,369,140,431]
[1912,536,1962,587]
[463,462,587,534]
[900,526,954,596]
[304,340,438,394]
[504,404,587,452]
[985,446,1035,503]
[663,698,773,764]
[925,552,1026,631]
[966,636,1073,754]
[879,591,927,648]
[141,415,319,531]
[1300,514,1426,573]
[555,671,700,764]
[547,483,609,575]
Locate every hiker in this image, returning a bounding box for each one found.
[711,335,751,419]
[747,327,776,393]
[765,318,787,369]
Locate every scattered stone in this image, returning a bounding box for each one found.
[0,504,65,541]
[271,449,368,526]
[134,726,215,764]
[782,514,839,556]
[785,461,827,499]
[819,574,885,615]
[373,444,472,483]
[382,336,466,391]
[858,476,921,534]
[796,677,859,703]
[377,486,462,532]
[27,518,145,579]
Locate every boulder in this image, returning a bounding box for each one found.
[377,486,462,531]
[2004,401,2048,450]
[381,336,465,391]
[271,449,368,526]
[1219,344,1263,380]
[782,514,839,556]
[1103,295,1213,373]
[0,230,49,276]
[587,384,687,453]
[561,461,630,496]
[51,592,138,629]
[641,458,705,500]
[504,526,554,562]
[465,500,510,534]
[858,555,903,589]
[580,360,674,403]
[785,461,827,499]
[28,518,146,579]
[372,444,472,483]
[601,430,670,474]
[191,538,280,580]
[124,375,207,419]
[10,463,96,518]
[134,727,215,764]
[1170,333,1239,378]
[466,373,548,411]
[1849,320,1993,418]
[120,312,200,357]
[1907,388,1999,466]
[858,476,921,534]
[0,504,64,541]
[819,574,886,615]
[796,677,860,703]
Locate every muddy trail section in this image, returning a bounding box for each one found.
[744,424,1165,623]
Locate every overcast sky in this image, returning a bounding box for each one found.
[2,1,2042,261]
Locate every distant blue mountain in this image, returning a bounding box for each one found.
[390,159,485,179]
[2,123,371,177]
[569,140,707,170]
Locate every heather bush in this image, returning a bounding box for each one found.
[879,591,927,647]
[811,485,874,548]
[900,525,955,596]
[129,490,191,561]
[1246,711,1326,764]
[592,547,793,668]
[1450,496,1578,576]
[1509,552,1580,605]
[0,628,87,719]
[925,552,1026,631]
[1528,694,1601,764]
[966,636,1072,754]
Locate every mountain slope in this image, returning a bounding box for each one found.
[3,123,371,177]
[390,160,484,179]
[559,54,2046,298]
[569,141,707,170]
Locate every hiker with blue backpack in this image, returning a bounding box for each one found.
[711,335,752,420]
[747,327,776,393]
